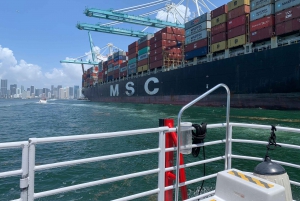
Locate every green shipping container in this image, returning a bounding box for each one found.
[138,47,150,55]
[128,58,137,65]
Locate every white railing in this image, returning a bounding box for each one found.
[1,123,300,201]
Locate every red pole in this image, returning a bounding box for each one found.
[163,119,175,201]
[162,119,188,201]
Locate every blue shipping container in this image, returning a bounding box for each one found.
[185,46,208,60]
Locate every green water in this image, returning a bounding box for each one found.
[0,99,299,200]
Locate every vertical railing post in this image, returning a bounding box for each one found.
[20,143,29,201]
[158,130,166,201]
[28,139,36,201]
[227,125,233,169]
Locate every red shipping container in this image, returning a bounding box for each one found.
[128,47,138,55]
[138,40,151,49]
[114,69,120,78]
[250,15,275,32]
[211,23,227,35]
[211,4,228,18]
[128,53,137,60]
[228,25,247,39]
[276,19,293,36]
[151,33,168,43]
[107,60,113,65]
[155,27,185,36]
[150,54,163,63]
[211,32,227,44]
[120,62,128,68]
[138,58,148,67]
[227,5,250,20]
[128,41,138,50]
[293,18,300,31]
[120,70,127,78]
[275,5,300,25]
[113,60,123,66]
[227,15,248,30]
[150,40,177,50]
[250,26,274,42]
[149,46,173,57]
[149,60,163,69]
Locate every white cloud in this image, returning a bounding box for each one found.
[0,45,91,89]
[156,4,191,24]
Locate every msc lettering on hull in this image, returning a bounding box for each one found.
[110,77,159,97]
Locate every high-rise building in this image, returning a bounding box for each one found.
[57,85,62,99]
[74,85,79,99]
[27,88,30,91]
[21,85,24,92]
[51,85,54,95]
[69,87,74,98]
[1,79,8,98]
[30,86,35,95]
[10,84,17,96]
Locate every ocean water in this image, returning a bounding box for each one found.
[0,98,299,201]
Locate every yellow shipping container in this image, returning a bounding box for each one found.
[211,41,227,53]
[228,34,246,48]
[138,66,143,73]
[228,0,250,11]
[138,65,148,72]
[211,14,227,27]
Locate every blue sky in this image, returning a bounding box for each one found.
[0,0,224,89]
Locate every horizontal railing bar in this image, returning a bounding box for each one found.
[35,148,160,171]
[34,169,159,198]
[179,173,218,187]
[232,139,300,150]
[0,169,23,178]
[30,127,170,144]
[164,173,218,191]
[0,141,28,149]
[207,123,227,129]
[231,155,300,169]
[165,156,225,172]
[290,180,300,187]
[112,188,159,201]
[184,190,216,201]
[165,140,226,153]
[231,123,300,133]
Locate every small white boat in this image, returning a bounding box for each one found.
[39,98,47,104]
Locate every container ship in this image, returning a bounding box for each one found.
[82,0,300,110]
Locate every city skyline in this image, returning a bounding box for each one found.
[0,78,81,99]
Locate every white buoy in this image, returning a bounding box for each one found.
[254,156,293,201]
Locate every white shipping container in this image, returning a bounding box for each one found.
[251,0,274,11]
[185,30,208,45]
[138,34,154,44]
[185,21,211,37]
[185,13,211,29]
[250,4,275,21]
[275,0,300,13]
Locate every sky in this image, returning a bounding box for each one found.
[0,0,224,89]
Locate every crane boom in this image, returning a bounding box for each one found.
[77,23,151,38]
[84,8,184,28]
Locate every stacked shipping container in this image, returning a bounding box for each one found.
[138,35,153,73]
[113,51,127,79]
[128,41,138,76]
[211,5,228,52]
[184,13,211,60]
[250,0,275,42]
[86,66,99,86]
[275,0,300,36]
[149,27,185,69]
[227,0,250,48]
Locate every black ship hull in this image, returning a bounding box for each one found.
[83,43,300,110]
